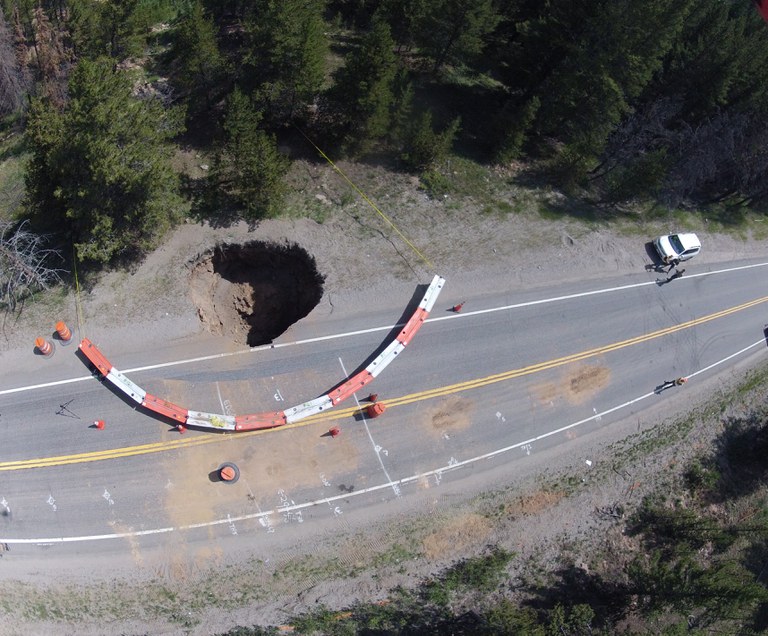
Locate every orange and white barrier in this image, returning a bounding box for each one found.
[106,369,146,404]
[79,338,112,376]
[186,410,236,430]
[284,395,334,424]
[76,275,445,432]
[235,411,287,431]
[142,394,188,423]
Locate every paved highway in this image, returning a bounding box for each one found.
[1,259,767,566]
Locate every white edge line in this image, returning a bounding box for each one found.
[4,338,765,545]
[1,262,766,397]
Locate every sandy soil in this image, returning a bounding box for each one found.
[1,159,767,635]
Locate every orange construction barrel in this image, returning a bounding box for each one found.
[35,337,54,356]
[55,321,72,343]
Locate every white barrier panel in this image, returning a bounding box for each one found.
[284,395,334,424]
[366,340,405,378]
[421,275,445,313]
[106,369,146,404]
[186,410,236,430]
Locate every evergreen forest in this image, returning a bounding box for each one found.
[0,0,767,268]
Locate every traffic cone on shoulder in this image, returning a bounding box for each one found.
[177,424,186,434]
[55,321,72,344]
[367,393,378,403]
[452,301,465,313]
[35,337,54,357]
[329,426,341,437]
[94,419,105,430]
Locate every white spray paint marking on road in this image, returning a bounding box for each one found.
[226,513,238,535]
[4,261,766,398]
[2,334,766,545]
[338,357,401,498]
[277,489,303,524]
[215,382,235,416]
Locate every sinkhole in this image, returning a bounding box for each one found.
[189,241,325,346]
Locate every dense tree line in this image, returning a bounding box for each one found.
[1,0,767,265]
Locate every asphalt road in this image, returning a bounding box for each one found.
[1,258,767,566]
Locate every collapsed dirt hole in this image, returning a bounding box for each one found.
[189,241,325,346]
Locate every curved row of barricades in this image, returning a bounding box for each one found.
[78,275,445,433]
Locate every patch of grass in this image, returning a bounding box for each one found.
[419,168,453,198]
[273,554,351,581]
[441,155,497,200]
[339,189,355,208]
[684,458,721,494]
[733,365,768,397]
[422,546,514,605]
[0,131,29,221]
[371,543,417,569]
[481,199,515,216]
[290,606,345,635]
[3,282,71,318]
[439,65,505,91]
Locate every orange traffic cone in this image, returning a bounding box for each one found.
[452,302,465,313]
[329,426,341,437]
[94,419,105,430]
[177,424,186,434]
[55,320,72,344]
[35,337,54,357]
[367,393,378,402]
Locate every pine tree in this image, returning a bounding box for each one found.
[242,0,327,125]
[210,88,290,219]
[415,0,500,71]
[25,58,185,264]
[493,96,540,163]
[520,0,694,182]
[378,0,428,50]
[68,0,146,61]
[400,110,460,171]
[172,1,228,117]
[329,16,398,153]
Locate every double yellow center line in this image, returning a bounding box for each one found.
[2,295,766,471]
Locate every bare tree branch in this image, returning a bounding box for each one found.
[0,220,66,311]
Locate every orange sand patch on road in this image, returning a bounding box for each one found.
[532,364,611,406]
[424,396,473,436]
